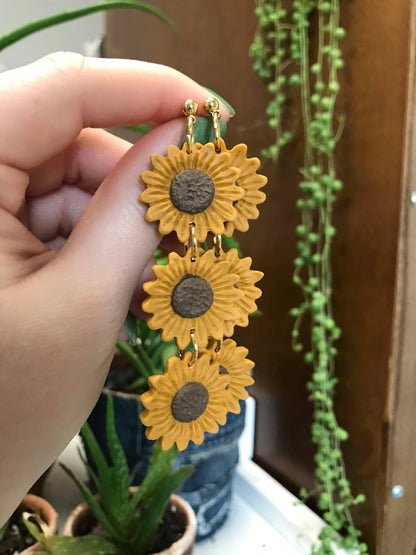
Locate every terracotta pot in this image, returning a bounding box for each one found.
[18,494,58,554]
[64,488,196,555]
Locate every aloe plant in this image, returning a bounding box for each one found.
[24,396,193,554]
[23,517,121,555]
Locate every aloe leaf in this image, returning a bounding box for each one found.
[148,341,170,372]
[80,422,110,486]
[75,446,120,526]
[150,442,177,471]
[76,446,100,492]
[125,311,138,346]
[0,1,175,52]
[22,514,45,545]
[38,535,122,554]
[136,342,158,375]
[126,375,147,392]
[116,340,150,380]
[59,463,123,541]
[129,444,177,511]
[76,436,124,532]
[0,519,10,542]
[79,423,116,510]
[105,397,130,506]
[131,465,194,554]
[145,328,162,353]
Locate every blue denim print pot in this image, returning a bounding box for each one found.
[86,389,245,541]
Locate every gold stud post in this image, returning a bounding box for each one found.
[204,96,222,152]
[184,99,198,154]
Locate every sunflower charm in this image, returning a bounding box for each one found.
[139,142,242,242]
[196,138,267,236]
[140,352,229,451]
[224,141,267,236]
[221,248,264,337]
[142,247,244,349]
[209,339,255,413]
[139,98,264,451]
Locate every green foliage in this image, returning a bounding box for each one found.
[37,536,122,554]
[56,397,193,555]
[0,1,174,52]
[23,512,122,554]
[251,1,367,554]
[121,123,153,134]
[250,1,295,161]
[117,313,177,387]
[194,116,227,145]
[0,519,10,542]
[222,235,243,257]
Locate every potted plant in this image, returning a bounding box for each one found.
[87,310,247,541]
[24,396,196,555]
[0,494,57,554]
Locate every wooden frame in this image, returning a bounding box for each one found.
[380,2,416,552]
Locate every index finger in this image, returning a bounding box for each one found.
[0,52,230,170]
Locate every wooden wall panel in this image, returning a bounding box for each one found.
[106,2,415,551]
[379,2,416,552]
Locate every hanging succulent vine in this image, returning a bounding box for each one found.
[250,1,368,554]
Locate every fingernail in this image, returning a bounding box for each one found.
[194,117,228,145]
[204,87,236,117]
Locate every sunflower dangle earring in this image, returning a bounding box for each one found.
[139,98,266,451]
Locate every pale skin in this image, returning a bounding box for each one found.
[0,51,231,525]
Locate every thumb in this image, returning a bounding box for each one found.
[53,118,186,323]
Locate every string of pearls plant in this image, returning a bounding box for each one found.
[250,2,368,554]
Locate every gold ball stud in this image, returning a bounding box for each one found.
[183,99,198,116]
[204,97,220,114]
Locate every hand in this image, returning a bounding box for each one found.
[0,52,231,523]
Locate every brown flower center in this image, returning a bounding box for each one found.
[170,169,215,214]
[171,382,209,422]
[171,274,214,318]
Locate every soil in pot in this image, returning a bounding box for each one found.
[73,501,187,554]
[150,503,187,553]
[0,504,40,555]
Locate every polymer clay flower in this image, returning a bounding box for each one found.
[205,139,267,236]
[210,339,255,413]
[140,352,229,451]
[139,142,242,242]
[222,248,263,337]
[142,248,243,350]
